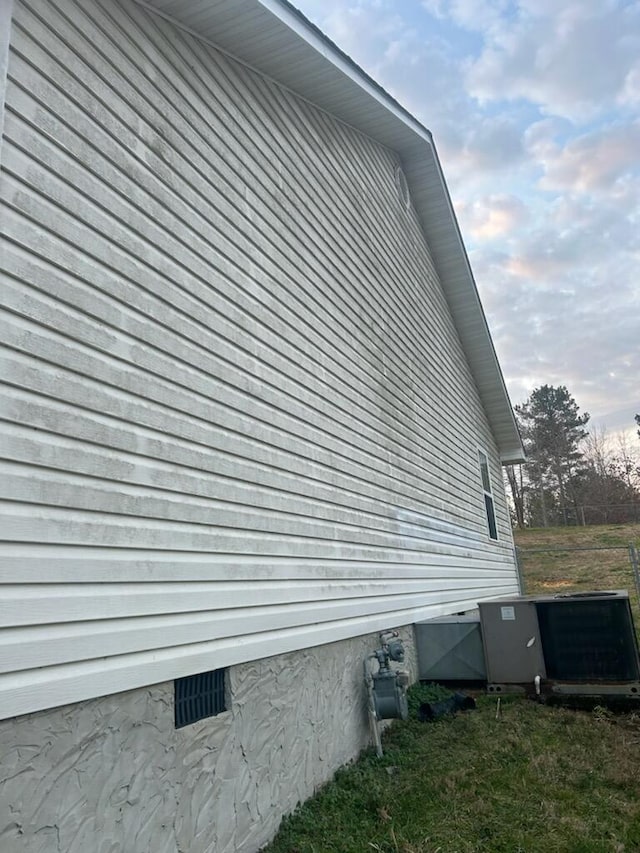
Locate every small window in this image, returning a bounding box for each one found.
[175,668,227,728]
[478,451,498,541]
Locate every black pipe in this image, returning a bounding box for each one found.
[418,692,476,722]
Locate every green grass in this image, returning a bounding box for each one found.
[515,523,640,625]
[265,689,640,853]
[264,524,640,853]
[515,523,640,596]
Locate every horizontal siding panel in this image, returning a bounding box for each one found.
[0,85,468,466]
[0,0,520,718]
[7,2,486,442]
[1,504,494,558]
[3,180,476,500]
[1,180,476,504]
[0,547,516,583]
[0,579,483,629]
[0,264,465,504]
[2,600,522,719]
[0,341,479,527]
[0,581,517,673]
[2,462,487,550]
[0,403,468,530]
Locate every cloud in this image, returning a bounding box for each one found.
[460,194,530,240]
[465,1,640,122]
[422,0,514,34]
[476,214,640,432]
[527,120,640,193]
[619,59,640,108]
[457,116,526,172]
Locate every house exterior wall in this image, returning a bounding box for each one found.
[0,0,13,164]
[0,626,417,853]
[0,0,519,722]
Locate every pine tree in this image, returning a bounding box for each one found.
[516,385,589,526]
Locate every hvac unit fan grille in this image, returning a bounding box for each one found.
[537,598,640,682]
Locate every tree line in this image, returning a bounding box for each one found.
[506,385,640,528]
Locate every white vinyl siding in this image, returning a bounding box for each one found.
[0,0,519,719]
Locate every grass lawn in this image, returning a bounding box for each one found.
[515,523,640,596]
[515,523,640,625]
[264,524,640,853]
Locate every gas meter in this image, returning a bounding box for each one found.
[366,631,409,721]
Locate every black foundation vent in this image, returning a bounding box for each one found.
[175,668,227,728]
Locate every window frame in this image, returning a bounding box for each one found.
[478,449,498,541]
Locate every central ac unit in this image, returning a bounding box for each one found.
[478,590,640,698]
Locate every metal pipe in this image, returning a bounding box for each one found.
[629,543,640,612]
[363,657,383,758]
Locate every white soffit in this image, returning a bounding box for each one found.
[136,0,525,463]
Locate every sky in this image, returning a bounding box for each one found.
[294,0,640,439]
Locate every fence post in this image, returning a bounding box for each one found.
[515,546,525,596]
[629,543,640,610]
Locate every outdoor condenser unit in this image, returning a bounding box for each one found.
[479,590,640,698]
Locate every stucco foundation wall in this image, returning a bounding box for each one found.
[0,626,417,853]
